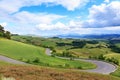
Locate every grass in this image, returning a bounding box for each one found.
[0,60,119,80]
[69,48,111,58]
[0,38,96,69]
[0,38,120,79]
[0,65,120,80]
[0,61,119,80]
[0,61,13,66]
[105,53,120,64]
[105,53,120,78]
[12,36,113,58]
[115,43,120,48]
[111,67,120,77]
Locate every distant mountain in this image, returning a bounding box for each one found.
[57,34,120,39]
[58,34,83,38]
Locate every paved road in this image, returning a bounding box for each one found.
[46,48,117,74]
[81,59,117,74]
[0,55,27,65]
[0,49,117,74]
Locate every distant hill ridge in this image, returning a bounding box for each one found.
[57,34,120,39]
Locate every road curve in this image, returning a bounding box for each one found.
[46,48,117,74]
[0,55,27,65]
[81,59,117,74]
[0,49,117,74]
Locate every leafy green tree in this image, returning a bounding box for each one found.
[72,40,86,48]
[0,25,4,37]
[98,54,105,60]
[4,31,11,39]
[0,25,11,39]
[0,25,4,32]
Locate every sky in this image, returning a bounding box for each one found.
[0,0,120,36]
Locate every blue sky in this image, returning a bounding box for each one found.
[0,0,120,36]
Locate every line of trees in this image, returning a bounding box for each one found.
[0,25,11,39]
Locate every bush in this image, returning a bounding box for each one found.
[98,54,106,60]
[64,63,70,67]
[33,57,40,63]
[72,40,86,48]
[51,54,55,57]
[106,57,119,65]
[77,66,82,69]
[26,59,31,63]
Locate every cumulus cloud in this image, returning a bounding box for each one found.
[0,0,120,36]
[36,22,68,31]
[55,0,89,11]
[36,20,84,32]
[11,11,65,24]
[0,0,27,13]
[84,1,120,28]
[104,0,110,3]
[0,0,89,13]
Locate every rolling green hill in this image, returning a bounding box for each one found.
[12,35,111,58]
[0,38,96,69]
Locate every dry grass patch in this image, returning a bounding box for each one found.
[0,65,119,80]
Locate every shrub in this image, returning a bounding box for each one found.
[33,57,40,63]
[77,66,82,69]
[64,63,70,67]
[26,59,31,63]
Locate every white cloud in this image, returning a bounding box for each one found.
[0,0,89,14]
[55,0,89,11]
[104,0,110,3]
[85,1,120,28]
[0,0,25,13]
[104,26,120,30]
[11,11,65,24]
[36,19,84,31]
[0,0,120,36]
[36,22,68,31]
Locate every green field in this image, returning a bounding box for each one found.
[105,53,120,77]
[116,43,120,48]
[11,36,120,78]
[105,52,120,64]
[0,38,96,69]
[12,36,112,58]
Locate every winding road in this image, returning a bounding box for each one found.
[0,48,117,74]
[46,48,117,74]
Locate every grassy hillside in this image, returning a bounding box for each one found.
[0,38,96,69]
[0,38,45,59]
[116,43,120,48]
[12,36,112,58]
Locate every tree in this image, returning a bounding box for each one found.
[4,31,11,39]
[0,25,4,32]
[0,25,4,37]
[98,54,105,60]
[0,25,11,39]
[72,40,86,48]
